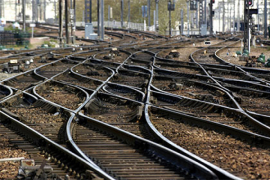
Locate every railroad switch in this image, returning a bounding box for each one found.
[103,54,113,60]
[17,159,53,179]
[168,82,183,90]
[169,50,180,58]
[110,48,120,56]
[85,170,103,180]
[204,41,211,45]
[38,56,47,63]
[2,60,20,73]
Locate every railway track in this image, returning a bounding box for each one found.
[33,81,88,111]
[146,105,270,179]
[72,62,113,81]
[83,93,148,139]
[94,50,130,64]
[103,83,145,101]
[1,26,269,179]
[0,85,12,100]
[70,112,218,180]
[35,59,78,79]
[219,79,270,117]
[151,75,234,107]
[110,69,150,90]
[192,38,239,65]
[54,70,103,91]
[2,71,45,91]
[0,93,111,179]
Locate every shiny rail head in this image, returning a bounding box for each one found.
[0,84,13,102]
[0,108,111,179]
[76,111,219,180]
[103,83,145,102]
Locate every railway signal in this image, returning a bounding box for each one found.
[247,0,253,6]
[142,5,147,31]
[85,0,92,23]
[209,0,213,35]
[168,0,175,37]
[142,6,147,18]
[190,0,197,11]
[155,0,159,31]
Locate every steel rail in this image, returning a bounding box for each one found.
[0,92,113,179]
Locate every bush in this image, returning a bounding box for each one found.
[43,40,57,48]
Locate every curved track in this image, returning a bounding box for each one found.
[1,27,270,179]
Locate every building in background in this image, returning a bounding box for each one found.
[213,0,269,34]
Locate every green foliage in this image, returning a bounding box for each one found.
[43,40,57,48]
[4,25,14,32]
[4,44,33,50]
[4,24,32,34]
[75,0,187,35]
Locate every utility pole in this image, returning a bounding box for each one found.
[70,0,73,39]
[148,0,150,28]
[0,0,3,18]
[108,5,110,22]
[39,2,41,22]
[65,0,70,44]
[23,0,25,32]
[223,0,225,32]
[219,6,221,32]
[257,0,259,31]
[204,0,206,23]
[237,0,240,32]
[121,0,123,28]
[97,0,100,36]
[233,1,235,33]
[154,10,156,31]
[181,9,184,35]
[169,0,172,36]
[44,0,46,21]
[229,4,231,33]
[187,0,190,36]
[59,0,63,47]
[101,0,104,40]
[15,1,17,21]
[191,13,194,29]
[195,1,198,28]
[128,0,130,28]
[168,0,175,36]
[73,0,76,31]
[0,0,2,18]
[54,0,57,23]
[32,0,35,22]
[264,0,267,38]
[70,0,76,44]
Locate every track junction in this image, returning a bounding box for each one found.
[0,26,270,179]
